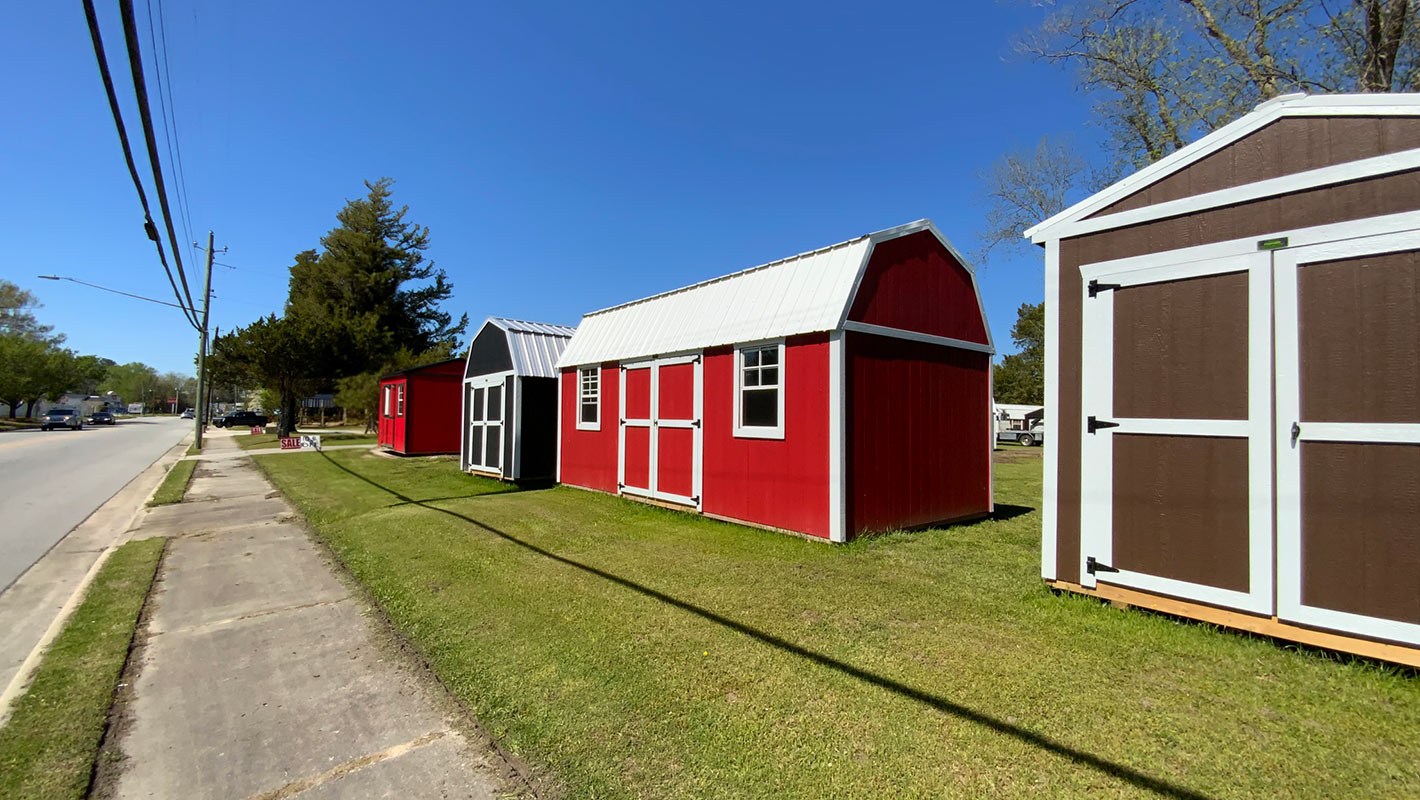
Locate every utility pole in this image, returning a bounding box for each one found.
[193,231,223,449]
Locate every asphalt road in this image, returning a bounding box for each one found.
[0,416,189,591]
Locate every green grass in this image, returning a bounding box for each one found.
[236,431,378,451]
[0,538,165,800]
[147,459,196,506]
[253,449,1420,799]
[0,418,41,432]
[185,441,202,456]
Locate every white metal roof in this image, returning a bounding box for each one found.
[468,317,576,379]
[558,220,982,367]
[1024,93,1420,243]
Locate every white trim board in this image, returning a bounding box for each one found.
[1040,238,1060,582]
[827,332,845,543]
[841,321,995,354]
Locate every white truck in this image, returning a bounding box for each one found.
[997,420,1045,447]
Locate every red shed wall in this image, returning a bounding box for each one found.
[847,332,991,533]
[848,230,989,344]
[559,365,620,492]
[405,373,462,455]
[702,334,831,538]
[378,377,406,452]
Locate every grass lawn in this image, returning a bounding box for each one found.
[0,419,41,432]
[254,449,1420,799]
[185,441,202,456]
[147,459,196,507]
[0,538,165,799]
[236,430,378,451]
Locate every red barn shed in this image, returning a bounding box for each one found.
[556,220,994,541]
[378,359,463,456]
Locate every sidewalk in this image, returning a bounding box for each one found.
[109,432,516,799]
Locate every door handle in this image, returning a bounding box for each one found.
[1291,421,1300,447]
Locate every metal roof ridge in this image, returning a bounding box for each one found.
[486,316,577,335]
[579,233,876,319]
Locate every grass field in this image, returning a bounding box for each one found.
[0,538,165,800]
[146,459,196,506]
[236,431,378,451]
[254,448,1420,799]
[0,419,41,432]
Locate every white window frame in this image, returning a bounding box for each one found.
[576,366,600,431]
[733,339,785,440]
[383,385,393,417]
[396,383,405,417]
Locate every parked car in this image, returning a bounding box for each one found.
[41,408,83,431]
[997,421,1045,447]
[87,410,116,425]
[214,410,269,429]
[179,408,195,419]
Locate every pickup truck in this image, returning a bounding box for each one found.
[214,410,270,429]
[997,422,1045,447]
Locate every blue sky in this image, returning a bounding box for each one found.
[3,1,1093,376]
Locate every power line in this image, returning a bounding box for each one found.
[148,0,198,252]
[80,0,199,330]
[117,0,198,315]
[36,275,191,310]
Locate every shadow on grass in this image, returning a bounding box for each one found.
[318,452,1209,800]
[991,503,1035,521]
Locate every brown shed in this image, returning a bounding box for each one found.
[1026,93,1420,666]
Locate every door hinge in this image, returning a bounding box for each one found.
[1088,279,1122,298]
[1086,556,1120,575]
[692,496,700,504]
[692,419,701,428]
[1087,415,1120,434]
[1290,421,1300,447]
[617,482,625,489]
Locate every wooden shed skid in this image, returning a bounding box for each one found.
[1050,580,1420,669]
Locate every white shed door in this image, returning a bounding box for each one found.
[467,376,505,475]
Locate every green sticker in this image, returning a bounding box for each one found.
[1258,236,1289,251]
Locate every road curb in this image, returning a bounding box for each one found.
[0,434,191,725]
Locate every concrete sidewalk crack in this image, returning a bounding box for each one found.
[243,729,448,800]
[150,597,350,636]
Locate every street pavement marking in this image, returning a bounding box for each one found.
[244,730,448,800]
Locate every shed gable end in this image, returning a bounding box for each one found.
[466,324,512,378]
[847,231,988,344]
[1089,116,1420,219]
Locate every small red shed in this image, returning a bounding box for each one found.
[378,359,463,456]
[556,220,994,541]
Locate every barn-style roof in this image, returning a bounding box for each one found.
[465,317,575,380]
[1024,93,1420,243]
[557,220,976,368]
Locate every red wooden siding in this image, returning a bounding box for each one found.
[405,373,462,455]
[847,332,991,533]
[657,362,696,499]
[847,230,988,344]
[559,365,619,492]
[701,334,831,538]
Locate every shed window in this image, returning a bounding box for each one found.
[734,342,784,439]
[396,384,405,417]
[577,368,600,430]
[383,385,393,417]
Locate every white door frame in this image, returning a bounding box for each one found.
[618,353,702,508]
[466,372,510,475]
[1078,250,1274,614]
[1274,226,1420,645]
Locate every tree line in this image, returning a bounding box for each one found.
[984,0,1420,404]
[0,281,196,417]
[210,178,466,437]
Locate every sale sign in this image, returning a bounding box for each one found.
[279,435,322,451]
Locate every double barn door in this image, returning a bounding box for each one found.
[466,376,505,476]
[1080,222,1420,646]
[619,354,702,508]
